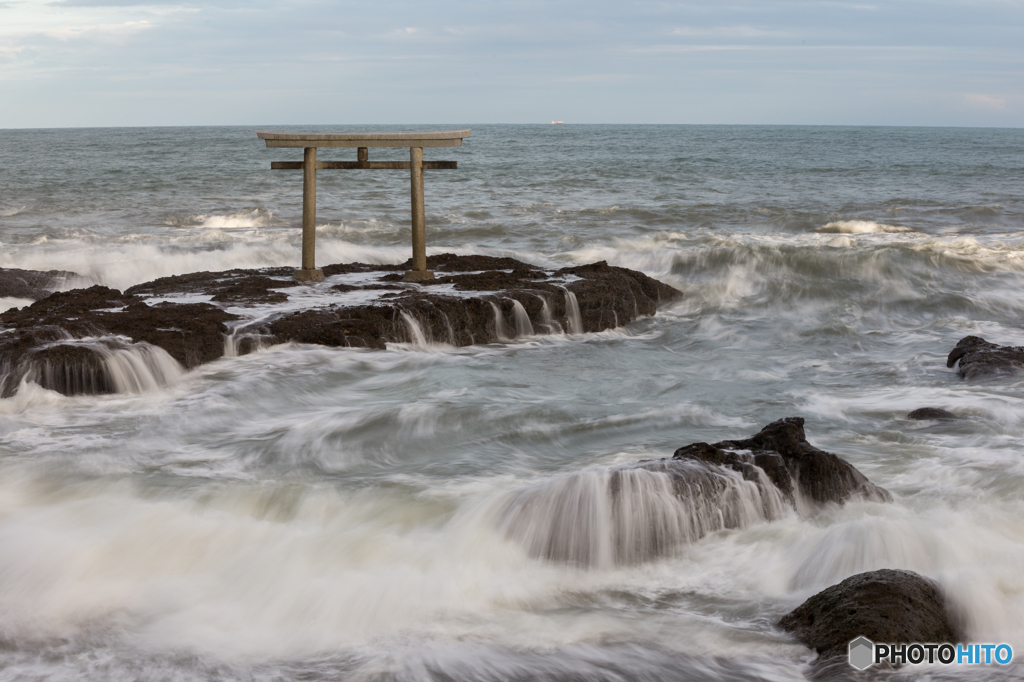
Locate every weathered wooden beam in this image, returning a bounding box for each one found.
[270,161,457,170]
[296,147,324,282]
[404,147,432,281]
[258,130,469,149]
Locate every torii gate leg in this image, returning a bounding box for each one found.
[403,146,434,281]
[296,146,325,282]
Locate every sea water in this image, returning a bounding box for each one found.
[1,125,1024,680]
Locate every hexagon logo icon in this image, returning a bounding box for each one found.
[849,636,875,670]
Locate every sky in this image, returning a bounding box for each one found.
[0,0,1022,128]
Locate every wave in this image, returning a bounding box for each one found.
[0,297,34,314]
[175,209,277,229]
[816,220,913,234]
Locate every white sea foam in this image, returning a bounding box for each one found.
[0,296,33,313]
[179,209,277,229]
[817,219,912,233]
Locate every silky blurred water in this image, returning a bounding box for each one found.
[2,125,1024,680]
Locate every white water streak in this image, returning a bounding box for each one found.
[400,311,430,347]
[510,299,534,337]
[489,302,510,341]
[95,343,184,393]
[564,290,583,335]
[490,462,789,568]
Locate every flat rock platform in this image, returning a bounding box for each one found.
[1,255,681,397]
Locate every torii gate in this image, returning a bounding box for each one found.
[257,129,470,282]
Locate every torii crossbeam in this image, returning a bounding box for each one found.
[257,129,470,282]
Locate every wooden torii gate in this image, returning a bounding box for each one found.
[257,129,470,282]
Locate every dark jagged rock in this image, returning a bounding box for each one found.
[779,569,963,673]
[0,267,80,301]
[1,287,237,396]
[427,269,550,291]
[98,302,238,368]
[670,417,891,507]
[126,269,299,303]
[268,256,679,348]
[4,285,137,319]
[907,407,958,421]
[947,335,1024,379]
[21,344,113,395]
[1,255,680,396]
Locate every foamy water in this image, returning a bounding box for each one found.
[2,125,1024,680]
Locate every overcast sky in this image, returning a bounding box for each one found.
[1,0,1021,128]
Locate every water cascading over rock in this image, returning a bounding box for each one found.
[493,460,789,568]
[493,418,891,567]
[1,256,681,396]
[2,338,184,396]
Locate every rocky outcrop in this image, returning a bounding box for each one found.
[0,255,681,396]
[667,417,891,507]
[0,285,237,396]
[779,569,963,674]
[266,256,679,349]
[124,267,300,304]
[907,407,958,421]
[0,267,79,301]
[947,335,1024,379]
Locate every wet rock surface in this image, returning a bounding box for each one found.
[1,285,238,396]
[907,407,959,421]
[779,569,963,675]
[667,417,892,507]
[1,255,680,396]
[125,269,300,304]
[265,255,679,352]
[947,335,1024,379]
[0,267,80,301]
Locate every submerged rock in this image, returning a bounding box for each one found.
[495,457,791,568]
[0,255,681,396]
[779,569,963,674]
[0,267,80,301]
[670,417,892,507]
[125,268,299,304]
[947,335,1024,379]
[0,285,238,396]
[907,407,958,421]
[496,418,890,568]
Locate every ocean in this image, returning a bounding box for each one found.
[1,124,1023,680]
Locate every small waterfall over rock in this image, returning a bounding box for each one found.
[400,311,430,347]
[489,302,510,341]
[509,299,534,337]
[4,338,185,396]
[94,342,185,393]
[563,290,583,335]
[489,460,789,568]
[535,295,562,334]
[223,329,269,358]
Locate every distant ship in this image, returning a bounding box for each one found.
[551,121,564,124]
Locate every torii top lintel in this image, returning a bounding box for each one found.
[257,129,470,148]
